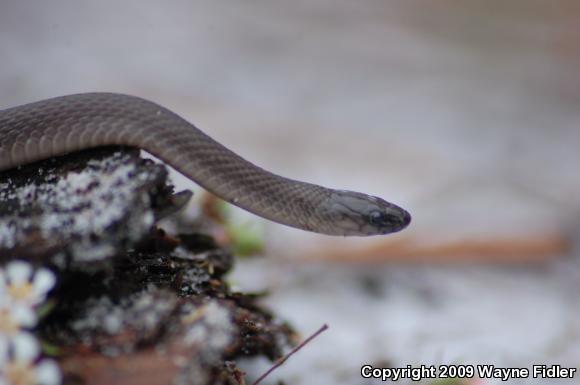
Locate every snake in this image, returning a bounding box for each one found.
[0,93,410,236]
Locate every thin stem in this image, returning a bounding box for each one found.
[251,323,329,385]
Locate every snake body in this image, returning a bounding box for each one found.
[0,93,410,236]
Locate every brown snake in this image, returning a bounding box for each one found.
[0,93,410,236]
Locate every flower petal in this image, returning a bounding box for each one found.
[32,269,56,299]
[12,332,40,363]
[11,304,38,327]
[0,271,9,303]
[0,336,8,365]
[0,292,9,308]
[0,269,6,288]
[6,261,32,285]
[35,359,62,385]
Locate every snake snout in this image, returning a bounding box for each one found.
[392,206,411,232]
[403,209,412,228]
[373,203,411,234]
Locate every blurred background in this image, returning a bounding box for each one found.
[1,1,580,384]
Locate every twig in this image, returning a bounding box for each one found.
[251,323,329,385]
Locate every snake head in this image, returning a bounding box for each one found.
[324,190,411,236]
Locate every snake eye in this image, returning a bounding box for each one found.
[368,210,385,226]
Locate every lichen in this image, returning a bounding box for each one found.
[0,148,182,264]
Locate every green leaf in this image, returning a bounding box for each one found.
[226,221,264,257]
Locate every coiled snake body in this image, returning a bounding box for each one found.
[0,93,410,236]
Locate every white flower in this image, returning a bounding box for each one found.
[0,304,37,345]
[0,262,60,385]
[0,261,56,308]
[0,333,61,385]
